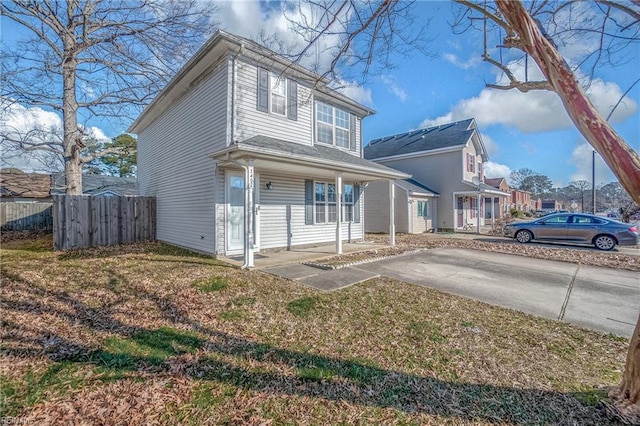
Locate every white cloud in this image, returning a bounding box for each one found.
[480,133,498,157]
[336,83,373,107]
[1,102,111,172]
[442,53,481,70]
[420,58,637,132]
[483,161,511,180]
[217,1,346,74]
[380,75,407,102]
[569,142,616,185]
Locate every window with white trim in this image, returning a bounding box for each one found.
[316,101,350,148]
[343,184,354,221]
[271,75,286,116]
[417,200,429,218]
[314,181,357,223]
[315,182,336,223]
[467,153,475,173]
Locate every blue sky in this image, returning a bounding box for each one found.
[3,1,638,189]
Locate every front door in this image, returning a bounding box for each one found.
[227,173,244,253]
[226,171,260,254]
[457,197,464,227]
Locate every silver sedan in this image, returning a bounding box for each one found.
[503,213,639,251]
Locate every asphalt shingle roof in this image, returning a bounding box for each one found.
[52,174,139,196]
[396,178,439,196]
[364,118,476,160]
[238,135,407,176]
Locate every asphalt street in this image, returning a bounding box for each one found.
[355,248,639,338]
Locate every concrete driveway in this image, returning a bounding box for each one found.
[356,248,639,338]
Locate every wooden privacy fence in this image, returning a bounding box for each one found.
[53,195,156,250]
[1,202,54,231]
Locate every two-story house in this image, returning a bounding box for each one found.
[128,30,408,266]
[484,177,510,222]
[364,119,509,232]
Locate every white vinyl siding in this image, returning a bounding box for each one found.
[137,57,229,255]
[377,150,463,231]
[257,173,364,249]
[235,59,312,144]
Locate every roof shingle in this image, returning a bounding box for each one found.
[364,118,476,160]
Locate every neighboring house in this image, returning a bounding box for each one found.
[51,174,139,196]
[364,119,510,231]
[510,188,534,213]
[0,171,52,202]
[365,179,439,234]
[484,177,510,221]
[541,199,564,212]
[128,30,408,266]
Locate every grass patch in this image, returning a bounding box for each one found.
[409,319,446,343]
[286,296,322,317]
[0,362,84,417]
[0,235,630,424]
[193,276,228,292]
[220,310,246,322]
[100,327,204,368]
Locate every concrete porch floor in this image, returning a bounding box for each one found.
[219,241,389,268]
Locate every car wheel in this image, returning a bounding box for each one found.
[515,230,532,243]
[593,234,616,251]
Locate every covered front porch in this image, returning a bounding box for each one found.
[211,136,409,268]
[453,183,511,233]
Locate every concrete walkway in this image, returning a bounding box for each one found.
[262,263,380,291]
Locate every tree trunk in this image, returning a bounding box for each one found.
[614,313,640,405]
[495,0,640,207]
[495,0,640,416]
[62,32,82,195]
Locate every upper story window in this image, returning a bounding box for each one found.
[257,67,297,120]
[271,77,286,116]
[316,101,352,149]
[466,153,475,173]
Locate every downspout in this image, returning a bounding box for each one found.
[226,153,255,269]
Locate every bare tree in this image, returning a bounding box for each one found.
[1,0,218,194]
[568,180,592,212]
[288,0,640,417]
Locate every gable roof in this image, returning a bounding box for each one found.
[396,178,439,196]
[484,177,509,190]
[129,30,374,134]
[364,118,480,160]
[0,172,51,199]
[52,174,139,196]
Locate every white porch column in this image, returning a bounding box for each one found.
[244,160,255,268]
[336,172,343,254]
[389,180,395,246]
